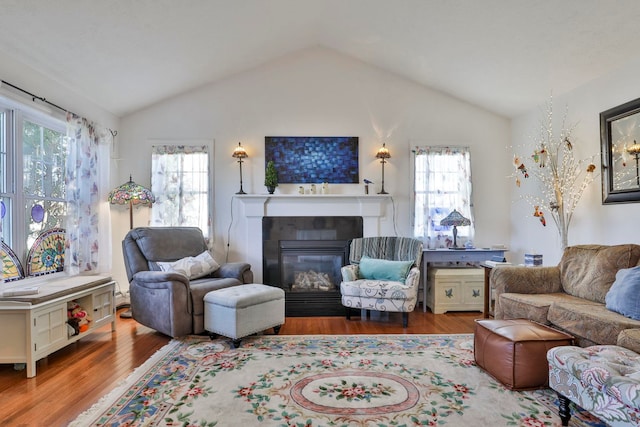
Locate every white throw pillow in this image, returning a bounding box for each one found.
[157,251,220,279]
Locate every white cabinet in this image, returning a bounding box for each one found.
[0,275,115,377]
[33,303,68,358]
[427,268,484,314]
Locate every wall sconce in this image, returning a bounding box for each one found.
[232,142,248,194]
[107,175,155,230]
[440,209,471,249]
[375,143,391,194]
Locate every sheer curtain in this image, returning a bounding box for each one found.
[64,114,112,274]
[151,145,210,242]
[413,146,475,249]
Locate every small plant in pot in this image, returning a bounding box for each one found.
[264,160,278,194]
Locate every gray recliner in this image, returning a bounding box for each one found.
[122,227,253,337]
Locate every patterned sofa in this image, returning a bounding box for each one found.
[492,244,640,350]
[548,345,640,426]
[492,244,640,425]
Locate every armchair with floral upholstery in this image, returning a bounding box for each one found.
[340,236,423,327]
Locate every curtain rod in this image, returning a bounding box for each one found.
[0,79,118,137]
[1,79,70,115]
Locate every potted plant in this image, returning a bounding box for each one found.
[264,161,278,194]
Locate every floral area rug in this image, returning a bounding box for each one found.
[69,334,606,426]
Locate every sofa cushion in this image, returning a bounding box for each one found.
[498,292,571,325]
[340,279,412,299]
[606,266,640,321]
[559,244,640,303]
[548,301,640,346]
[358,256,413,281]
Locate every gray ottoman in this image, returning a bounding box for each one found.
[204,283,285,347]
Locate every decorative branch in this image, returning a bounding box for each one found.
[510,98,598,249]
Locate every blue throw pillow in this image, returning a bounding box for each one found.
[605,266,640,321]
[358,256,414,282]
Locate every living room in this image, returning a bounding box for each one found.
[2,1,640,425]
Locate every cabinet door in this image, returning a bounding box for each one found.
[92,288,114,324]
[463,280,484,305]
[437,281,463,305]
[32,303,67,357]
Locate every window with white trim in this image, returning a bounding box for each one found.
[413,146,475,249]
[0,99,66,262]
[150,145,211,241]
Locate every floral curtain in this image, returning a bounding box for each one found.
[151,145,210,242]
[64,114,112,274]
[413,146,475,249]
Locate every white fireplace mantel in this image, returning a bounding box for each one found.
[236,194,391,282]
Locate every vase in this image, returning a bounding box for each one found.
[267,186,275,194]
[558,215,569,251]
[555,199,569,251]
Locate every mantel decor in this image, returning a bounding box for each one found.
[600,97,640,203]
[376,142,391,194]
[264,160,278,194]
[232,142,248,195]
[511,99,597,250]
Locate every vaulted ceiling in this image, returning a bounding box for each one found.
[2,0,640,118]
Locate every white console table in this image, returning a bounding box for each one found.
[0,274,115,378]
[421,249,506,312]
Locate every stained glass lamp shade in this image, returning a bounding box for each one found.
[108,175,155,229]
[440,209,471,249]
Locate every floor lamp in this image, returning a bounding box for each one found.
[108,175,155,317]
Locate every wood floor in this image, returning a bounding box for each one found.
[0,307,482,426]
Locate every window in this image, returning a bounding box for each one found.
[0,100,66,263]
[151,145,211,240]
[413,146,474,249]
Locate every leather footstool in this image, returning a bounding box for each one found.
[474,319,574,390]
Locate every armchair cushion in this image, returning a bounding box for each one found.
[358,256,413,282]
[157,250,220,280]
[606,266,640,321]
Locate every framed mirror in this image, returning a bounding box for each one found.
[600,97,640,204]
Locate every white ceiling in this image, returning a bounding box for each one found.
[2,0,640,118]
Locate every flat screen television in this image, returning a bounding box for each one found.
[264,136,359,184]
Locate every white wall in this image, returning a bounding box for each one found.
[0,54,118,130]
[113,47,511,291]
[511,57,640,265]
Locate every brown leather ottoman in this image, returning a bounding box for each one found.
[474,319,574,390]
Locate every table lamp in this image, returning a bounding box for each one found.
[440,209,471,249]
[232,142,248,194]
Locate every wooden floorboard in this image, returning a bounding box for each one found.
[0,307,482,426]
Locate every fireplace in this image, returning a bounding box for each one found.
[263,216,362,316]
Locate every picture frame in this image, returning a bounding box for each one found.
[265,136,359,184]
[600,97,640,204]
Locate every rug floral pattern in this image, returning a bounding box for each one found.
[70,335,606,427]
